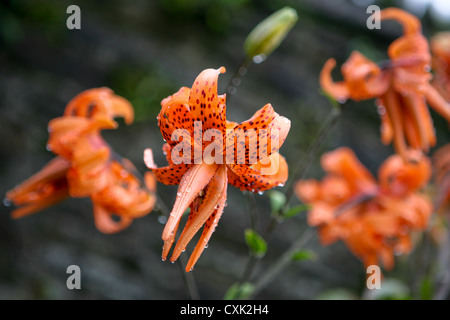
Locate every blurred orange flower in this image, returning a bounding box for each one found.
[432,144,450,215]
[321,8,450,160]
[431,32,450,102]
[295,147,433,270]
[145,67,290,271]
[5,88,156,234]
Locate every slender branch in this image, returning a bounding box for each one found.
[282,103,345,211]
[178,253,200,300]
[248,228,316,298]
[434,228,450,300]
[239,192,261,284]
[237,102,344,291]
[225,56,253,102]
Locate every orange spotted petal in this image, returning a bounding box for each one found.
[158,87,194,145]
[228,153,288,193]
[144,148,192,185]
[188,67,227,132]
[162,163,219,242]
[225,104,290,165]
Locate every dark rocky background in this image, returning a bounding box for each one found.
[0,0,449,300]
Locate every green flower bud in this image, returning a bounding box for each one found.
[244,6,298,63]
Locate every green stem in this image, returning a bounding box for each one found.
[282,103,345,212]
[178,253,200,300]
[243,102,344,298]
[225,56,253,101]
[249,228,316,298]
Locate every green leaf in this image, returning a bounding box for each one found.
[316,288,359,300]
[291,249,316,262]
[224,282,255,300]
[420,276,434,300]
[268,190,286,213]
[244,229,267,257]
[282,204,311,219]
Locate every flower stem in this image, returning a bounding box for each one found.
[225,56,253,101]
[282,102,345,211]
[248,228,316,298]
[243,102,344,298]
[178,253,200,300]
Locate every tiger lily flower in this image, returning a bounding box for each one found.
[431,32,450,102]
[5,88,156,233]
[145,67,290,271]
[320,8,450,160]
[295,147,432,269]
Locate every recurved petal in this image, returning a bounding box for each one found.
[158,87,195,145]
[380,7,421,35]
[162,163,219,242]
[64,87,134,124]
[92,203,133,234]
[169,164,228,271]
[319,58,350,103]
[188,67,227,132]
[5,157,70,218]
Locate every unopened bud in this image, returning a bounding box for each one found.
[244,6,298,62]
